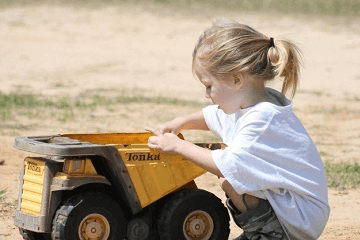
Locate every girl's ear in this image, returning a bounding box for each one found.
[232,73,243,90]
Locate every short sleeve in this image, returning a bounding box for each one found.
[211,110,277,194]
[202,105,225,140]
[212,147,284,195]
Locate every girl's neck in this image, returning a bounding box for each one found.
[239,84,270,109]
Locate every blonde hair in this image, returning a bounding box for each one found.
[192,19,302,98]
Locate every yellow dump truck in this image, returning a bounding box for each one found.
[14,132,230,240]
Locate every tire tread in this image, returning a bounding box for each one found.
[158,189,230,240]
[52,191,125,240]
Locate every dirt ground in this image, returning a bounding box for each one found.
[0,2,360,239]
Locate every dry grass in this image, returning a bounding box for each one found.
[1,0,359,17]
[0,190,17,219]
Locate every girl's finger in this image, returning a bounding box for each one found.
[147,142,158,150]
[148,136,159,144]
[145,127,161,136]
[159,127,170,134]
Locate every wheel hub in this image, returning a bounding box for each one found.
[79,213,110,240]
[127,218,150,240]
[183,210,214,240]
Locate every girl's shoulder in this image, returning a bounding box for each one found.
[247,88,293,115]
[239,92,294,126]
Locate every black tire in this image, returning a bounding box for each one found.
[52,192,127,240]
[126,218,150,240]
[19,228,51,240]
[157,189,230,240]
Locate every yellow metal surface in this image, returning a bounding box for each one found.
[61,132,153,145]
[119,145,206,208]
[20,158,45,216]
[63,158,97,175]
[64,132,207,208]
[56,158,106,179]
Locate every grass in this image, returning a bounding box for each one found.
[0,91,201,109]
[0,0,359,17]
[200,0,360,16]
[0,93,39,108]
[297,89,325,97]
[0,189,17,218]
[0,189,6,202]
[0,91,204,122]
[324,160,360,190]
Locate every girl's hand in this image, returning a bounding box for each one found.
[145,127,182,154]
[146,126,223,177]
[153,111,209,134]
[156,118,184,135]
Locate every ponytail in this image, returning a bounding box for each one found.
[268,39,302,98]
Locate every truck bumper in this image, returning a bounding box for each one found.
[15,210,48,233]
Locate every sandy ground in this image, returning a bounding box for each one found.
[0,2,360,239]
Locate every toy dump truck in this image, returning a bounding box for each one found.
[14,132,230,240]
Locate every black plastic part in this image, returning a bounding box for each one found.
[157,189,230,240]
[126,218,150,240]
[19,228,51,240]
[52,192,127,240]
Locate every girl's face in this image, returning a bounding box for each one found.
[195,64,242,114]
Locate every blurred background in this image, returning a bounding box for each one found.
[0,0,360,239]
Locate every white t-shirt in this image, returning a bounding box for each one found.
[202,88,330,240]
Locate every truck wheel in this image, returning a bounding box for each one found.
[52,192,127,240]
[19,228,51,240]
[157,189,230,240]
[127,218,150,240]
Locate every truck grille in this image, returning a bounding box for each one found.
[20,158,45,216]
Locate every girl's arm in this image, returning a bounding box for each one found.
[175,138,223,177]
[145,127,223,178]
[179,111,209,130]
[157,111,209,134]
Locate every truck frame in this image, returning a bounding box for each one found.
[13,132,230,240]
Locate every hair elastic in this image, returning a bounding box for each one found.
[269,37,275,48]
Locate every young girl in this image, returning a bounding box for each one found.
[146,19,330,240]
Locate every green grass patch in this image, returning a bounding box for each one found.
[0,189,6,202]
[0,0,359,17]
[324,160,360,190]
[0,189,17,218]
[0,93,39,108]
[113,95,201,106]
[198,0,360,16]
[0,91,203,122]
